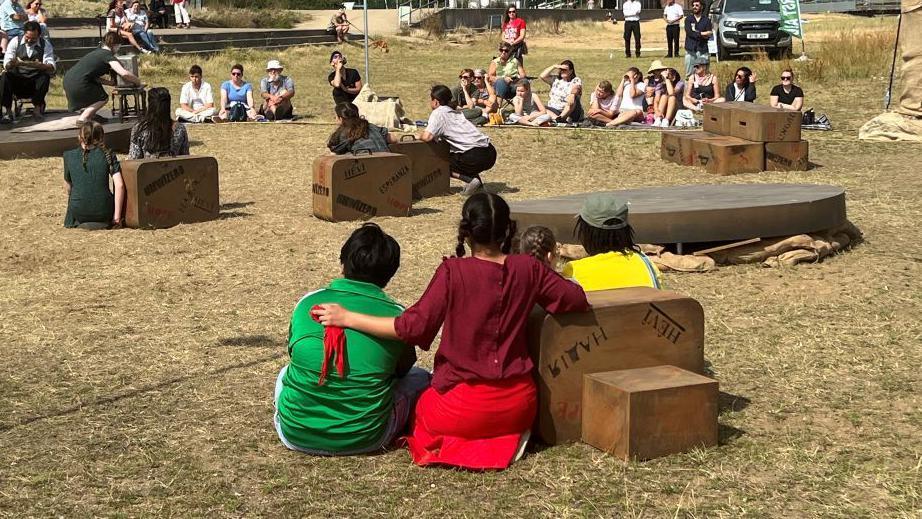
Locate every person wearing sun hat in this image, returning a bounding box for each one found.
[562,194,662,291]
[259,59,296,120]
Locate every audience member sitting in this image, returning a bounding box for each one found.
[562,194,662,291]
[683,57,719,111]
[148,0,169,29]
[126,1,159,53]
[606,67,646,127]
[452,68,486,124]
[2,20,54,121]
[654,68,685,127]
[488,42,525,101]
[418,85,498,194]
[643,61,666,123]
[519,225,558,269]
[586,80,617,126]
[0,0,27,51]
[217,63,258,121]
[63,33,141,126]
[275,223,430,456]
[770,68,804,111]
[470,68,497,122]
[128,87,190,159]
[326,6,350,44]
[326,101,398,154]
[175,64,214,123]
[539,59,583,123]
[259,59,295,120]
[719,66,756,103]
[328,50,362,107]
[311,193,589,470]
[106,0,149,54]
[507,79,551,127]
[24,0,46,37]
[63,121,125,229]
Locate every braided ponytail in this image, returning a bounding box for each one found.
[457,192,516,255]
[455,218,470,257]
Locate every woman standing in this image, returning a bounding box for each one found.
[63,122,125,229]
[312,193,589,470]
[418,85,497,195]
[501,5,527,65]
[173,0,191,28]
[63,32,142,125]
[216,64,258,121]
[683,57,719,111]
[128,87,189,159]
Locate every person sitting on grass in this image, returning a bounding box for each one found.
[606,67,646,127]
[653,67,685,127]
[586,80,617,126]
[539,59,583,123]
[311,193,589,469]
[469,68,497,123]
[259,59,295,121]
[718,66,756,103]
[128,87,189,159]
[519,225,558,269]
[453,68,488,125]
[488,42,525,101]
[770,68,804,111]
[507,79,551,127]
[175,64,215,123]
[275,223,431,456]
[328,50,362,107]
[327,101,398,154]
[63,121,125,230]
[418,84,497,195]
[327,6,350,44]
[683,57,719,112]
[216,63,258,122]
[562,194,662,291]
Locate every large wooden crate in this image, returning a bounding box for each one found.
[528,287,705,445]
[388,135,452,199]
[661,131,723,166]
[312,151,412,222]
[729,104,802,142]
[702,102,748,136]
[691,135,765,175]
[764,140,810,171]
[121,155,219,229]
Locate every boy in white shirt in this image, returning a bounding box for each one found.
[175,64,215,123]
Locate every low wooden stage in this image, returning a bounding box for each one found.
[0,111,132,160]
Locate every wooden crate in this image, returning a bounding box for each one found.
[388,136,452,199]
[702,102,748,136]
[528,287,705,445]
[582,366,718,460]
[121,155,219,229]
[765,140,810,171]
[729,105,802,142]
[312,152,412,222]
[661,131,723,166]
[691,135,765,175]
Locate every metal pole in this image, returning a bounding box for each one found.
[364,1,370,85]
[885,12,903,110]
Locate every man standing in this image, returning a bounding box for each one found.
[684,0,712,76]
[175,64,215,123]
[328,50,362,106]
[1,0,28,52]
[663,0,684,58]
[2,21,54,121]
[622,0,642,58]
[259,59,295,120]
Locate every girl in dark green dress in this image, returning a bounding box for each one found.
[63,122,125,229]
[62,32,142,125]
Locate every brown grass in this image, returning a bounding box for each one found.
[1,15,920,517]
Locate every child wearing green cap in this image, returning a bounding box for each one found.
[562,194,662,291]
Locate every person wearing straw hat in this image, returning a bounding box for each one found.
[644,59,667,125]
[562,194,662,291]
[259,59,295,121]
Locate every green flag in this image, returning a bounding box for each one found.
[779,0,803,38]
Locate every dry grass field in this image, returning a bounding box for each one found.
[1,14,920,517]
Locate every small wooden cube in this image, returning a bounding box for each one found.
[765,140,810,171]
[582,366,718,461]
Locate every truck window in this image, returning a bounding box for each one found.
[724,0,780,11]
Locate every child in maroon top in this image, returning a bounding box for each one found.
[313,193,589,469]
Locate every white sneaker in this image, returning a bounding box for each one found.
[461,177,483,195]
[653,117,662,126]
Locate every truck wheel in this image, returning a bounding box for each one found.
[718,44,729,61]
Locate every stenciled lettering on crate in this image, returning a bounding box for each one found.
[122,156,219,228]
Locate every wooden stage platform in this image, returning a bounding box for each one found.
[509,184,847,246]
[0,112,132,160]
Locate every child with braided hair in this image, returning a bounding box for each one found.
[518,225,559,268]
[63,121,125,229]
[313,193,589,469]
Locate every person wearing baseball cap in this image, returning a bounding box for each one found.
[561,194,662,291]
[328,50,362,107]
[259,59,296,120]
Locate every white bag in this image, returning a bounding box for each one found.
[674,109,699,127]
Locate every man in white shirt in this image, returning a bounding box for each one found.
[622,0,642,58]
[175,64,215,123]
[2,20,54,121]
[663,0,684,58]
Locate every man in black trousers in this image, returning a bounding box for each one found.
[622,0,642,57]
[663,0,684,58]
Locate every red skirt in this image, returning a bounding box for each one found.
[404,374,536,470]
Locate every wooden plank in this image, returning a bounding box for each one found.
[692,237,762,256]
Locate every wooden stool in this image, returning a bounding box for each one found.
[582,365,718,461]
[111,87,147,121]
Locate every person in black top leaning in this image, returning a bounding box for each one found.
[770,68,804,111]
[328,51,363,107]
[683,0,712,77]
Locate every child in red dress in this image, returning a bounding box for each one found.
[313,193,589,469]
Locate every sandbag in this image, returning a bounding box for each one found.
[352,84,413,131]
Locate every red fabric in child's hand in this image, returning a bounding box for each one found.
[310,304,347,385]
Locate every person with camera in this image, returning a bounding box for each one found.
[606,67,646,127]
[328,50,362,107]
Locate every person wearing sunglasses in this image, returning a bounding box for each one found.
[718,66,756,103]
[470,69,497,122]
[539,59,584,124]
[501,6,527,65]
[217,63,258,122]
[488,42,526,101]
[453,68,488,125]
[770,68,804,111]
